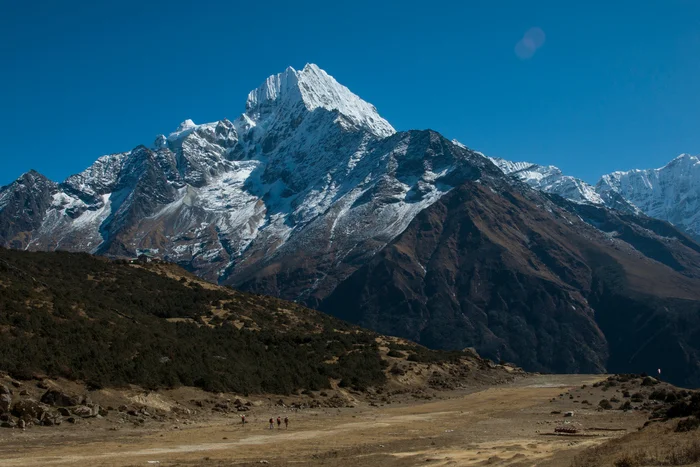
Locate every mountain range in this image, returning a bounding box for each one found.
[488,153,700,241]
[2,64,700,387]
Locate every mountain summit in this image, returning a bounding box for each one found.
[245,64,395,138]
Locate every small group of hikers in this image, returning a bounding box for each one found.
[269,416,288,429]
[239,414,289,429]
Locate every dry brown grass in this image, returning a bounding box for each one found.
[572,422,700,467]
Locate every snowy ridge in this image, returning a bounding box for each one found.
[489,157,605,205]
[597,154,700,239]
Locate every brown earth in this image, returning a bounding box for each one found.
[0,374,658,466]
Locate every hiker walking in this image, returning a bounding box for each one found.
[269,418,274,430]
[241,414,246,425]
[276,416,282,429]
[284,416,289,429]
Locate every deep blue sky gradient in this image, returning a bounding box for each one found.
[2,0,700,186]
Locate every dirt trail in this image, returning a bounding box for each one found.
[0,375,645,466]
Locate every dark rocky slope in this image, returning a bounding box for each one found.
[320,181,700,388]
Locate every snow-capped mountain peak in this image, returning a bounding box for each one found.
[245,63,395,138]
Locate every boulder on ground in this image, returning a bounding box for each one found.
[40,389,82,407]
[42,414,62,426]
[71,405,94,418]
[0,393,11,413]
[11,399,49,421]
[0,384,11,395]
[87,404,100,417]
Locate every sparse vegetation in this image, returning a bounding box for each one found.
[0,249,475,394]
[675,416,700,432]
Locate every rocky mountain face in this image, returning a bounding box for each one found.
[0,171,58,249]
[2,64,700,386]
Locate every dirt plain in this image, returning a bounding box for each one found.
[0,374,661,467]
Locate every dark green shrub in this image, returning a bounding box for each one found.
[676,417,700,432]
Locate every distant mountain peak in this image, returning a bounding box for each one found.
[666,153,698,167]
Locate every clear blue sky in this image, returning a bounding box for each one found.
[2,0,700,186]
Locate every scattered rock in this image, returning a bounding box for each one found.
[11,399,49,421]
[71,405,94,418]
[1,420,16,428]
[19,389,29,396]
[40,389,82,407]
[42,414,62,426]
[58,407,71,417]
[87,404,101,417]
